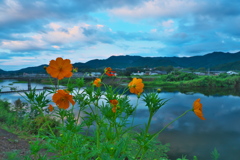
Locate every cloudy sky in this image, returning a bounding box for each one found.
[0,0,240,71]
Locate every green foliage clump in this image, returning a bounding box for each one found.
[147,71,240,91]
[211,148,220,160]
[162,72,198,82]
[28,115,60,135]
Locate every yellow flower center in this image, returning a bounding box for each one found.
[131,84,136,88]
[59,67,63,72]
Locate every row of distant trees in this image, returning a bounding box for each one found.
[117,66,209,76]
[1,65,231,77]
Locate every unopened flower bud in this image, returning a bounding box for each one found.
[73,67,78,73]
[137,93,141,98]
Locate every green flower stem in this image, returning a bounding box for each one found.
[46,75,55,91]
[96,124,100,147]
[95,97,102,148]
[96,122,100,158]
[131,97,139,127]
[59,109,65,126]
[137,109,193,160]
[86,126,90,136]
[100,72,105,80]
[46,117,56,137]
[135,113,153,159]
[89,104,96,116]
[130,109,136,128]
[119,86,130,96]
[57,79,60,90]
[67,77,71,87]
[145,113,153,135]
[39,117,56,137]
[114,113,119,140]
[102,81,108,89]
[144,109,193,159]
[76,106,83,125]
[151,109,193,141]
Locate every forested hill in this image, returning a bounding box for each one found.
[169,51,240,68]
[0,69,5,74]
[74,51,240,70]
[2,51,240,74]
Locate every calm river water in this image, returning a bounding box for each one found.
[0,79,240,160]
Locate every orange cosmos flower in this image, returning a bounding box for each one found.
[128,78,144,95]
[46,57,73,80]
[52,90,75,109]
[93,78,102,87]
[104,67,116,76]
[192,98,206,120]
[48,104,54,112]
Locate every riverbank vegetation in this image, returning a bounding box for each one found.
[1,71,240,99]
[144,72,239,88]
[32,72,240,90]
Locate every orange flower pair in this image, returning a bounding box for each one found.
[110,99,119,113]
[46,57,73,80]
[128,78,144,95]
[192,98,206,120]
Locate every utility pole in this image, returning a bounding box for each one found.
[28,78,31,91]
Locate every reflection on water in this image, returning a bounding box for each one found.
[0,79,54,92]
[0,80,57,103]
[1,80,240,159]
[162,86,240,97]
[130,92,240,160]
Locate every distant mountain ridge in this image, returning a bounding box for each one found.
[1,51,240,74]
[74,51,240,70]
